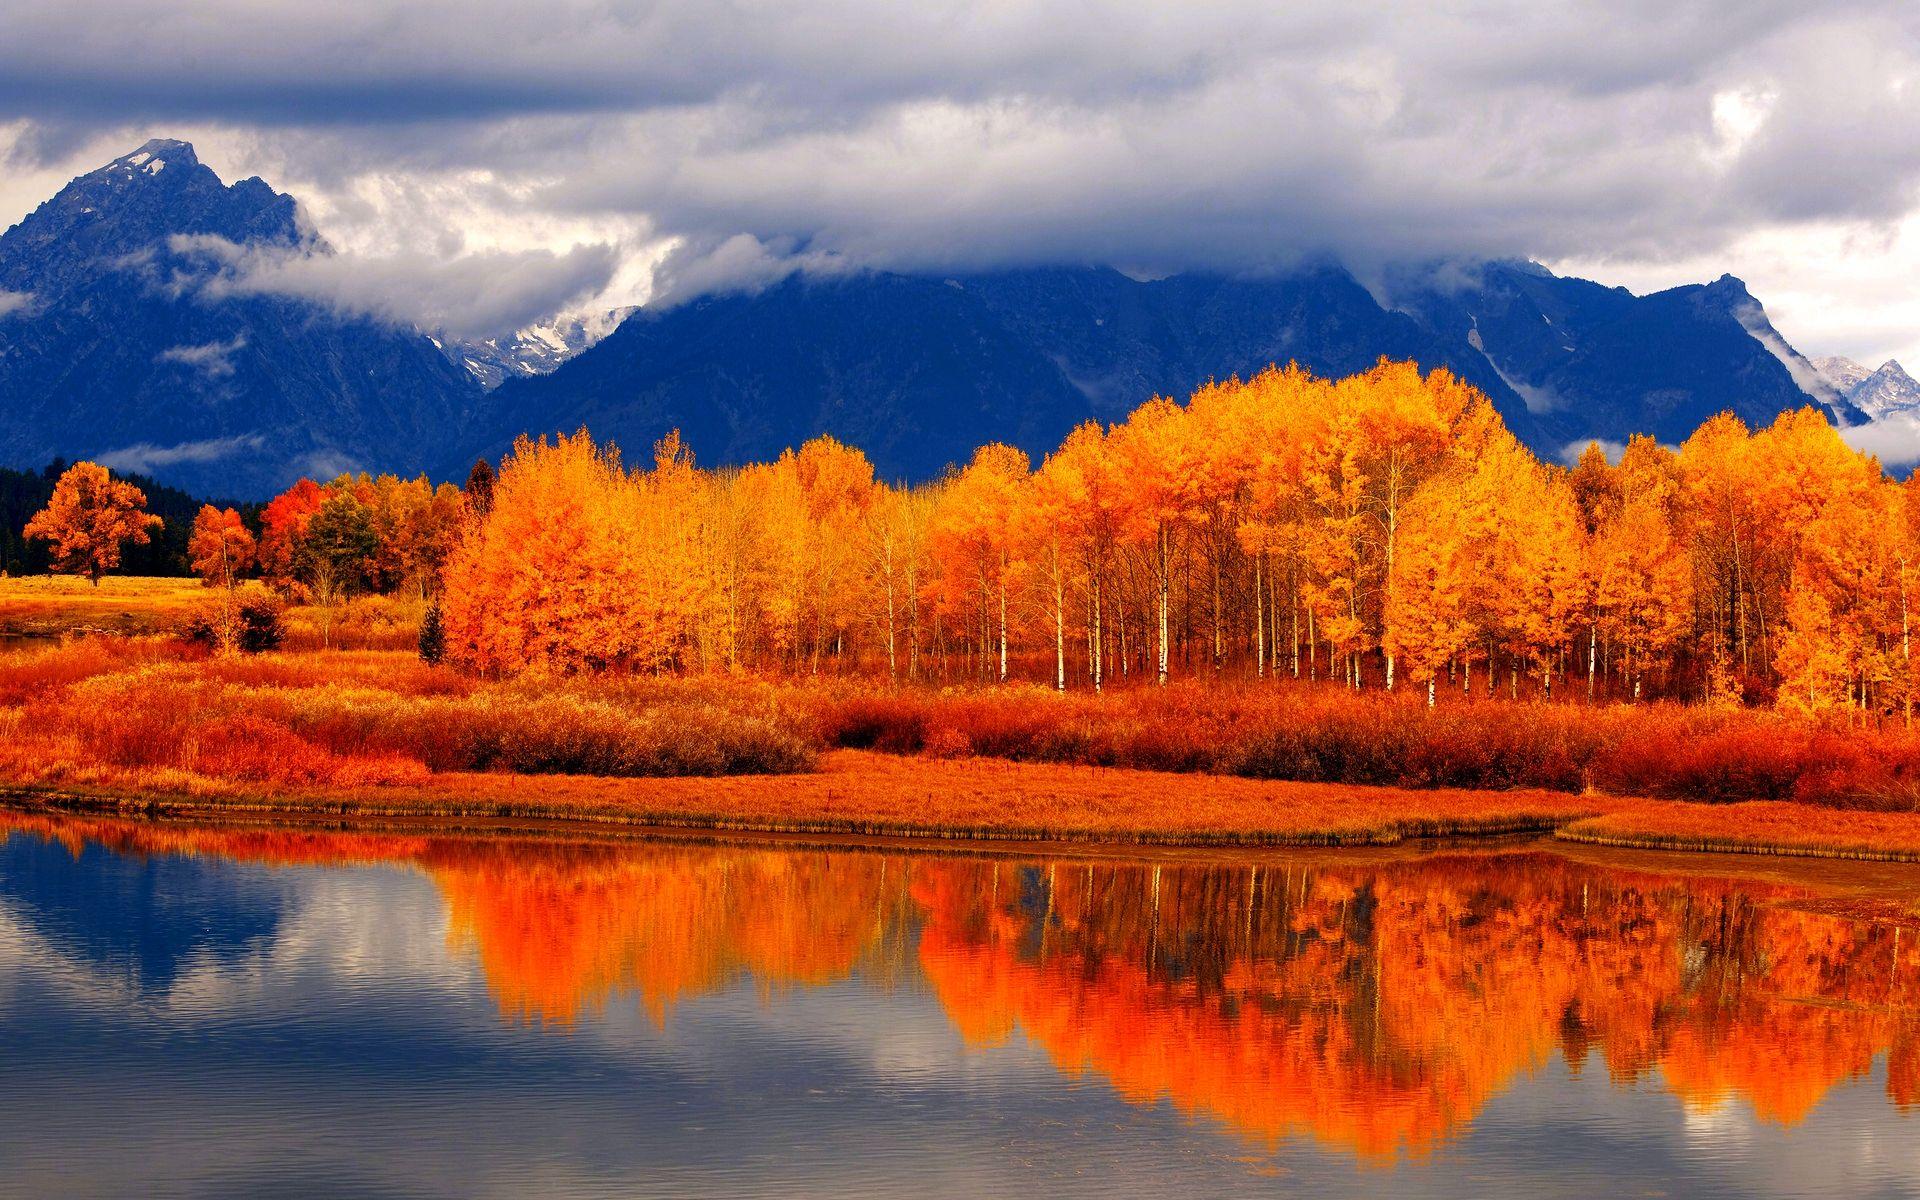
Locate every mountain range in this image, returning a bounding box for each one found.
[0,140,479,498]
[1812,355,1920,420]
[0,141,1877,496]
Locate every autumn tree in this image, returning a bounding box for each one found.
[930,444,1031,682]
[301,491,377,646]
[188,505,256,589]
[441,431,657,674]
[22,462,162,586]
[258,478,326,589]
[1382,471,1478,706]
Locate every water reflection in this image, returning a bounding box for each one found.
[1,810,1916,1196]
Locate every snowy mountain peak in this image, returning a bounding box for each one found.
[446,307,636,390]
[1849,359,1920,420]
[1812,355,1874,394]
[1811,355,1920,420]
[97,139,200,181]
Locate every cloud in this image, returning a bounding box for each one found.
[0,289,35,318]
[1559,439,1628,467]
[156,335,246,378]
[169,235,620,341]
[95,432,266,475]
[1840,412,1920,468]
[0,3,1918,354]
[648,234,852,307]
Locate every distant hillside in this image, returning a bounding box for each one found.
[462,261,1851,478]
[0,140,480,499]
[1392,262,1858,450]
[0,141,1861,492]
[461,264,1541,480]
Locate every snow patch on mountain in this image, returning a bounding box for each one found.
[1812,355,1874,395]
[447,307,636,389]
[1811,355,1920,420]
[1846,361,1920,420]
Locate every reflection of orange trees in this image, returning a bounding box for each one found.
[913,853,1920,1160]
[0,812,907,1026]
[427,844,903,1025]
[7,810,1918,1150]
[0,810,434,868]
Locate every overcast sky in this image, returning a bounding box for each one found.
[2,0,1918,366]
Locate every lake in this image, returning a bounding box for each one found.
[0,810,1915,1199]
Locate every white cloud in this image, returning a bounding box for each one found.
[1840,411,1920,467]
[156,334,246,378]
[0,2,1915,352]
[648,233,853,307]
[1560,439,1629,467]
[0,288,35,318]
[95,432,266,475]
[169,234,621,341]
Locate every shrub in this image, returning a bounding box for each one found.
[182,591,285,654]
[419,603,446,665]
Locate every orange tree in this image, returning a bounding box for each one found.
[22,462,162,585]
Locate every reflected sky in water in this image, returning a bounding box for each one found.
[0,811,1916,1199]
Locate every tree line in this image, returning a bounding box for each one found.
[437,360,1920,717]
[21,358,1915,716]
[22,460,468,609]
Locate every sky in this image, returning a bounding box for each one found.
[1,0,1919,368]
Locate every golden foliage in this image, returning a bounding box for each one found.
[22,462,161,586]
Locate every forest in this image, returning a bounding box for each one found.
[15,363,1920,844]
[421,360,1913,718]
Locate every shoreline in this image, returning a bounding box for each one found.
[6,749,1920,865]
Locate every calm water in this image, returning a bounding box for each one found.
[1,813,1918,1198]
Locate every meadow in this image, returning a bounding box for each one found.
[7,584,1920,861]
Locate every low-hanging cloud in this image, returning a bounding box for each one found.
[95,432,266,475]
[0,289,36,318]
[156,334,247,378]
[1841,412,1920,468]
[648,234,854,307]
[169,235,621,341]
[0,3,1916,278]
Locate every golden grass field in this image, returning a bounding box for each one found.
[0,574,207,636]
[5,578,1920,862]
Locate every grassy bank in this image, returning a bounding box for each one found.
[0,747,1606,846]
[7,633,1920,860]
[13,749,1920,861]
[0,575,206,637]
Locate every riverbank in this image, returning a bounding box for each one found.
[10,747,1920,862]
[8,631,1920,862]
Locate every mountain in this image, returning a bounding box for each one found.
[0,140,480,498]
[443,307,635,390]
[0,141,1864,493]
[464,265,1554,480]
[1814,356,1920,420]
[1392,261,1858,450]
[463,261,1847,479]
[1812,355,1876,395]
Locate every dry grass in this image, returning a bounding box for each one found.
[6,630,1920,859]
[3,748,1604,846]
[810,681,1920,810]
[1558,802,1920,862]
[15,748,1920,861]
[0,574,207,636]
[0,640,812,789]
